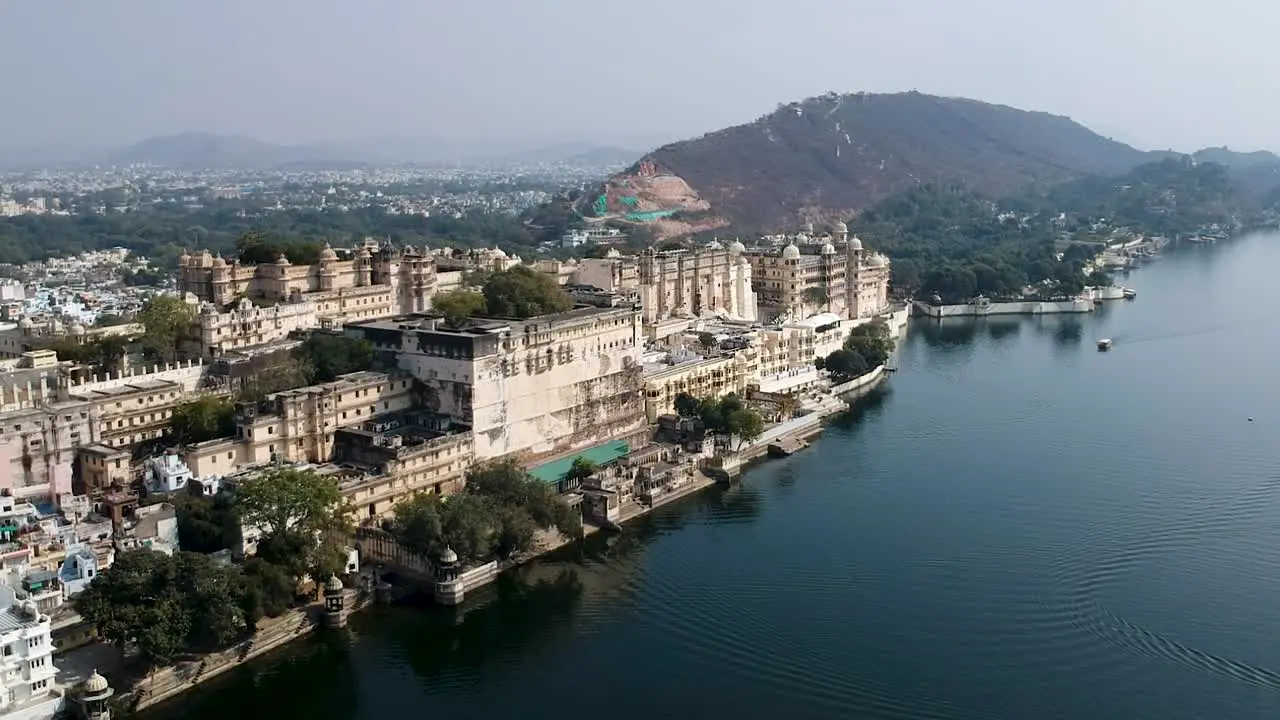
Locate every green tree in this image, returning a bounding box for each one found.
[802,286,830,306]
[823,349,869,383]
[673,392,701,418]
[727,408,765,450]
[294,333,373,383]
[235,466,345,538]
[74,549,246,667]
[482,265,574,318]
[432,289,488,327]
[562,457,599,487]
[170,396,236,444]
[697,332,719,353]
[844,320,894,368]
[390,492,445,556]
[175,494,241,554]
[136,295,194,362]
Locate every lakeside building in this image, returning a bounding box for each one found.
[344,304,648,464]
[180,370,472,520]
[640,312,862,419]
[744,224,891,323]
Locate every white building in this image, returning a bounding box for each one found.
[0,585,62,720]
[57,546,99,599]
[145,453,193,495]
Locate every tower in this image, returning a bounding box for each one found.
[77,670,114,720]
[211,255,231,306]
[323,575,347,628]
[434,546,464,605]
[844,235,864,320]
[318,243,338,292]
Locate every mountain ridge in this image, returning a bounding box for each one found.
[581,92,1280,237]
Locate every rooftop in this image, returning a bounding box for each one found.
[528,440,631,485]
[350,304,638,339]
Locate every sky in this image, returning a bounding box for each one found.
[0,0,1274,153]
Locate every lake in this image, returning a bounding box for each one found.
[148,232,1280,719]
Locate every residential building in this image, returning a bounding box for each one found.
[0,585,63,720]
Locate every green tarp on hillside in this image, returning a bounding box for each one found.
[528,440,630,484]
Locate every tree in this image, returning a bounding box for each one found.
[74,549,246,668]
[673,392,701,418]
[137,295,194,362]
[802,286,830,306]
[294,333,373,383]
[727,408,765,450]
[823,349,869,383]
[171,396,236,444]
[482,265,574,318]
[1086,269,1114,287]
[235,466,344,538]
[176,494,241,554]
[432,290,488,327]
[697,332,719,353]
[845,320,894,369]
[391,492,445,556]
[562,457,598,487]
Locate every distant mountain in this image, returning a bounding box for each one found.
[101,133,359,170]
[84,133,643,171]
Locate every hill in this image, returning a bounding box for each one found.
[583,92,1161,237]
[103,133,358,170]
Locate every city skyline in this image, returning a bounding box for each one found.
[1,0,1277,155]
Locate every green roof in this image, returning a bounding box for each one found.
[527,440,631,484]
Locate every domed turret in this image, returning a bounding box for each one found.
[440,546,459,564]
[355,246,371,260]
[705,239,723,250]
[325,574,344,593]
[820,243,837,255]
[211,254,227,269]
[274,254,291,266]
[867,253,888,267]
[492,247,507,259]
[178,250,191,267]
[319,243,338,262]
[605,248,621,258]
[84,670,109,695]
[728,239,746,254]
[847,236,863,251]
[833,221,848,234]
[782,244,801,260]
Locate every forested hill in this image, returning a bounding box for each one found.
[582,92,1155,237]
[850,156,1250,303]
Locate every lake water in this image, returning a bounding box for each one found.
[148,233,1280,719]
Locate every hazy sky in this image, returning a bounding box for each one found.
[0,0,1273,152]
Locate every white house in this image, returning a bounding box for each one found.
[146,453,194,495]
[0,585,63,720]
[57,546,98,599]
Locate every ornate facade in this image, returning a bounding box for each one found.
[745,223,891,322]
[179,240,439,356]
[637,243,757,324]
[346,305,648,463]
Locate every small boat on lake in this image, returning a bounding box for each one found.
[1122,288,1137,300]
[1097,339,1113,351]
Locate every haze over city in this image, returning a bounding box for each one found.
[1,0,1276,154]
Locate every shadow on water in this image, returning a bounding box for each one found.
[827,384,891,435]
[142,632,358,720]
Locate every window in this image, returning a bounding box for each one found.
[31,679,48,691]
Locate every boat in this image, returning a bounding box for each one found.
[1097,339,1113,351]
[1122,288,1137,300]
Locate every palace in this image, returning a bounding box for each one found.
[178,240,440,355]
[745,223,891,322]
[345,305,648,463]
